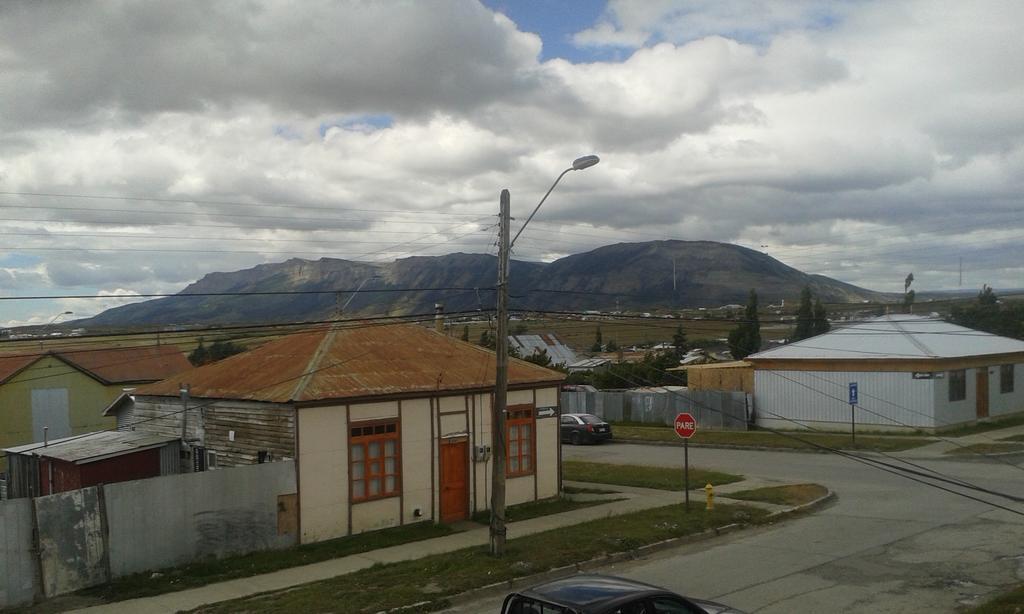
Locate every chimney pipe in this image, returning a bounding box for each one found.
[434,303,444,333]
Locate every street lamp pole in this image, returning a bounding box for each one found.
[490,155,599,557]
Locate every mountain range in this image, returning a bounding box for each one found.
[82,240,890,327]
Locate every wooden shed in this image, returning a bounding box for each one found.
[677,361,754,394]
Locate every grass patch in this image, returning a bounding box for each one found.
[191,502,770,613]
[613,425,932,452]
[563,485,620,495]
[563,460,742,491]
[75,522,456,604]
[470,496,611,524]
[724,483,828,506]
[969,584,1024,613]
[938,413,1024,437]
[943,442,1024,456]
[999,434,1024,442]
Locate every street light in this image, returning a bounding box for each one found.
[490,154,599,557]
[48,311,73,326]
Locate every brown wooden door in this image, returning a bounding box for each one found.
[440,439,469,523]
[976,369,990,418]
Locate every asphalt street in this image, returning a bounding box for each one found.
[441,442,1024,613]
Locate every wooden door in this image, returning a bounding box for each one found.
[976,369,990,418]
[440,439,469,523]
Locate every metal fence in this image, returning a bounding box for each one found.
[0,461,297,608]
[561,387,750,429]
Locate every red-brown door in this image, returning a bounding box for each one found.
[440,439,469,523]
[977,369,990,418]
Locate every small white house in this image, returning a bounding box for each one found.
[747,315,1024,432]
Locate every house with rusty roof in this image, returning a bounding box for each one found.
[0,345,191,473]
[105,323,566,543]
[747,315,1024,432]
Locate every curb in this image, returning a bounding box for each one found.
[610,438,934,455]
[408,487,836,613]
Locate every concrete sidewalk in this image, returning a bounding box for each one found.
[72,479,774,613]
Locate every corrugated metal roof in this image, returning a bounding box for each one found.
[748,315,1024,360]
[509,334,578,366]
[137,323,565,404]
[0,345,191,385]
[3,430,178,463]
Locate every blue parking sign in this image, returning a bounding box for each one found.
[849,382,858,405]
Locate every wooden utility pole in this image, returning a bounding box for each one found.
[490,189,510,556]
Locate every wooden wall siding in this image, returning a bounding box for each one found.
[128,397,295,468]
[688,366,754,393]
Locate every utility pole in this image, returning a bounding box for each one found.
[490,189,510,557]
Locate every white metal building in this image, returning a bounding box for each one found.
[747,315,1024,432]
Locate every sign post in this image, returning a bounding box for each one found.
[674,412,697,512]
[848,382,858,446]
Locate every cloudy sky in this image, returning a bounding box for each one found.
[1,0,1022,326]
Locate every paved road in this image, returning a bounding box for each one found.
[442,442,1024,613]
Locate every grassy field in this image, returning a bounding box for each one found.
[612,425,933,452]
[190,503,770,613]
[563,460,743,490]
[69,522,456,606]
[724,484,829,506]
[968,584,1024,613]
[469,496,614,524]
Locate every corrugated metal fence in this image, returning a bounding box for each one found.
[561,388,751,429]
[0,461,297,608]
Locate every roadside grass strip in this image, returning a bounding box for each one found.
[562,485,621,495]
[999,434,1024,442]
[942,442,1024,456]
[190,503,771,613]
[968,584,1024,613]
[613,425,932,452]
[722,484,829,506]
[563,460,743,490]
[74,522,457,604]
[470,496,618,524]
[938,413,1024,437]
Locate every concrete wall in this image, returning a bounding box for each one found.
[34,488,108,598]
[988,362,1024,416]
[297,404,348,543]
[0,497,35,609]
[105,461,296,577]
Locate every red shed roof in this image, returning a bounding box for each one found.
[137,323,565,404]
[0,345,191,385]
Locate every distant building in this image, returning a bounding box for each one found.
[747,315,1024,432]
[509,333,577,367]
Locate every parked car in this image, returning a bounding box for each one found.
[560,413,612,445]
[501,574,746,614]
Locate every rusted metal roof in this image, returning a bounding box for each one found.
[137,323,565,404]
[0,345,191,385]
[3,430,179,464]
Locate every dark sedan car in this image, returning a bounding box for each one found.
[560,413,612,445]
[501,574,746,614]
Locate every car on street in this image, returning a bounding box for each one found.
[501,574,746,613]
[560,413,613,445]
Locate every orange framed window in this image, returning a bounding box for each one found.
[350,421,400,503]
[506,406,535,477]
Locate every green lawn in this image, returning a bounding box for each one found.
[968,584,1024,613]
[191,503,770,613]
[613,425,932,452]
[470,496,614,524]
[564,460,743,491]
[74,522,456,605]
[724,484,828,507]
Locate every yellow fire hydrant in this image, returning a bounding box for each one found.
[705,483,715,510]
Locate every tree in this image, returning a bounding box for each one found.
[812,298,831,336]
[188,340,209,366]
[478,329,494,349]
[591,326,603,352]
[903,290,916,312]
[791,286,814,342]
[189,338,244,366]
[605,339,619,352]
[672,324,688,358]
[950,286,1024,339]
[727,289,761,359]
[461,325,469,342]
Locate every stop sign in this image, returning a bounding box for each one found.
[674,412,697,439]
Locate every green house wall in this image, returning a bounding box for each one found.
[0,356,119,472]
